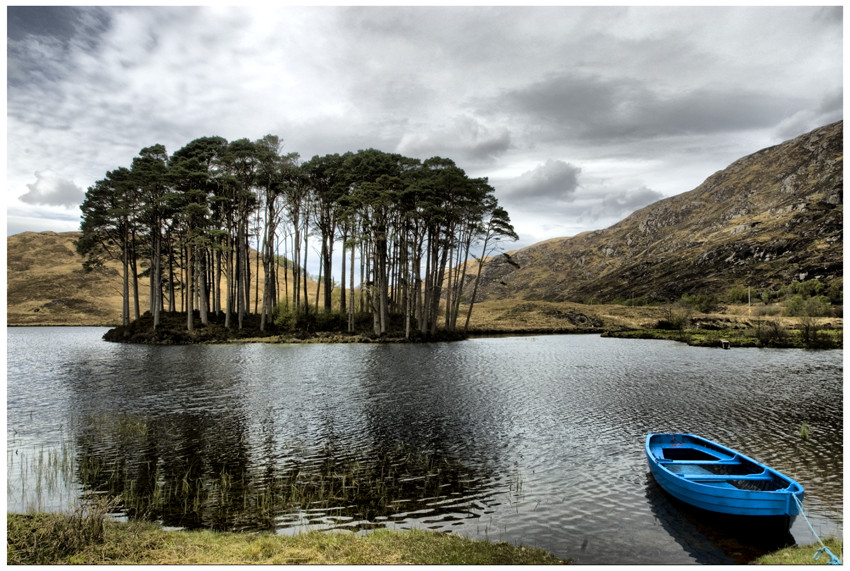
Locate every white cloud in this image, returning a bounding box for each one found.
[19,170,85,207]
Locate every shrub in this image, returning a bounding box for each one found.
[755,305,781,317]
[760,289,780,304]
[805,296,834,317]
[728,285,749,304]
[797,315,834,349]
[754,319,789,347]
[784,295,833,317]
[658,305,691,330]
[826,279,843,304]
[680,293,720,314]
[273,302,298,330]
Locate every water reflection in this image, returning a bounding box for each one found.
[645,473,795,564]
[6,328,843,564]
[71,409,495,532]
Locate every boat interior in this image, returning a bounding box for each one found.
[651,437,793,492]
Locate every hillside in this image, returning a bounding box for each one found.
[472,121,843,304]
[7,231,137,326]
[6,232,314,327]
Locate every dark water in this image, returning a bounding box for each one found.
[6,327,843,564]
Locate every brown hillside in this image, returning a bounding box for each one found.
[7,231,316,326]
[473,121,843,303]
[7,231,134,325]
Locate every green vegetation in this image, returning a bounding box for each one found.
[604,321,841,349]
[600,277,843,349]
[752,537,842,565]
[678,293,721,314]
[7,513,566,565]
[617,278,842,319]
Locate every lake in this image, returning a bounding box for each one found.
[6,327,843,564]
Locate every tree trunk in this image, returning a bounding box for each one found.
[186,242,194,331]
[130,254,141,322]
[302,219,310,316]
[225,235,233,329]
[214,245,222,315]
[150,224,161,328]
[340,233,347,316]
[348,239,355,332]
[464,253,487,333]
[323,234,334,312]
[199,243,209,326]
[122,226,130,327]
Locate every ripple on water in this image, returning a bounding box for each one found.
[6,331,843,564]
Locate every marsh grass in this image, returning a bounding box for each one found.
[8,438,80,513]
[7,496,119,564]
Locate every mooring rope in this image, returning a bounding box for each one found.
[793,494,841,565]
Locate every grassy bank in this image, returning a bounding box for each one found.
[752,537,842,565]
[7,513,566,565]
[602,326,842,349]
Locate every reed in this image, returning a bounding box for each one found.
[10,415,494,536]
[11,437,480,533]
[8,439,80,513]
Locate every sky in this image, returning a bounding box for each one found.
[5,5,844,253]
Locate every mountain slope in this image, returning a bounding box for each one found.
[7,231,139,325]
[474,121,843,303]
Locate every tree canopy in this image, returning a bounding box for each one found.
[78,136,518,338]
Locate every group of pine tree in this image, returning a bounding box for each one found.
[78,135,518,340]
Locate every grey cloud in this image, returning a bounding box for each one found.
[7,7,110,87]
[775,89,843,141]
[7,6,110,44]
[595,186,664,221]
[813,5,843,25]
[494,73,803,144]
[500,160,581,203]
[19,170,85,207]
[397,116,511,163]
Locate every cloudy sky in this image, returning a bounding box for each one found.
[6,5,843,251]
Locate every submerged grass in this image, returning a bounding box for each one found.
[7,513,567,565]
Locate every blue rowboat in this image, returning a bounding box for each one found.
[646,433,804,518]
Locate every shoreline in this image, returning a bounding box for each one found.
[7,513,567,565]
[7,321,842,350]
[7,512,840,565]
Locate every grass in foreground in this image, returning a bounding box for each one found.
[752,537,842,565]
[7,513,567,565]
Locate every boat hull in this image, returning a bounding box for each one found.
[646,433,804,518]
